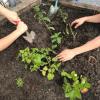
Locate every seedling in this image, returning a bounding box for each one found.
[59,8,68,23]
[51,32,62,49]
[61,70,91,100]
[16,77,24,88]
[33,5,50,23]
[33,5,55,32]
[65,24,77,41]
[45,23,55,31]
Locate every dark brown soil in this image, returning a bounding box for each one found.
[0,3,100,100]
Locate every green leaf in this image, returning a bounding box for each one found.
[42,70,46,76]
[48,69,52,73]
[80,77,91,89]
[43,66,48,71]
[30,65,39,72]
[71,71,78,81]
[52,45,57,49]
[51,68,55,73]
[48,27,55,31]
[47,73,54,80]
[43,17,50,22]
[52,57,58,62]
[61,70,72,79]
[57,37,62,44]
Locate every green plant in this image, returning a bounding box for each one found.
[33,5,50,23]
[51,32,62,49]
[65,24,77,41]
[61,70,91,100]
[45,23,55,31]
[33,5,56,32]
[16,77,24,88]
[19,47,61,80]
[19,48,51,71]
[41,57,61,80]
[59,8,68,23]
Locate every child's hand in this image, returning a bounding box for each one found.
[16,21,28,34]
[5,11,21,24]
[71,17,88,28]
[56,49,76,62]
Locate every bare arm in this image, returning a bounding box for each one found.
[71,14,100,28]
[0,4,10,16]
[0,4,20,24]
[73,36,100,55]
[85,14,100,23]
[0,22,28,51]
[57,36,100,62]
[0,30,22,51]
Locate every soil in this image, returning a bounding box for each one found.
[0,2,100,100]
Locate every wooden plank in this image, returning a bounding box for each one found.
[0,0,40,24]
[59,0,100,12]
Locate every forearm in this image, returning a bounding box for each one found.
[0,4,10,17]
[85,14,100,23]
[0,30,23,51]
[73,36,100,55]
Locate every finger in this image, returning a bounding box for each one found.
[57,55,64,60]
[11,21,17,25]
[74,23,81,29]
[12,20,20,25]
[63,58,69,62]
[57,56,64,60]
[56,53,63,58]
[71,20,77,27]
[59,58,66,62]
[61,58,69,62]
[57,53,66,59]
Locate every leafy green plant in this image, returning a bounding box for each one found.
[19,48,51,71]
[16,77,24,88]
[19,47,61,80]
[61,70,91,100]
[41,57,61,80]
[51,32,62,49]
[33,5,50,23]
